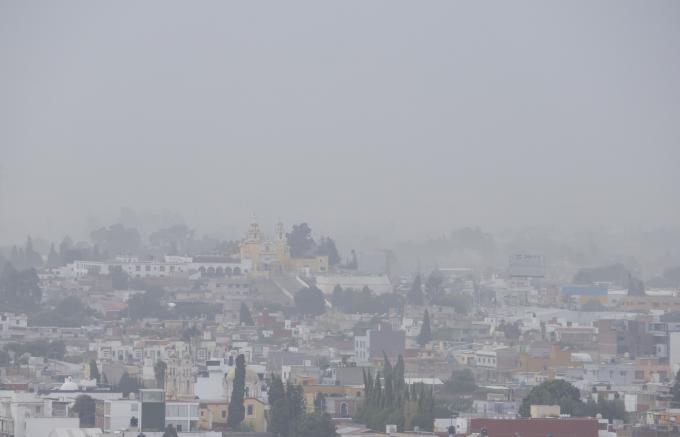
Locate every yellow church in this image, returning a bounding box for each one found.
[239,220,328,277]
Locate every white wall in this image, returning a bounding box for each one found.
[194,371,225,400]
[25,417,79,437]
[669,332,680,373]
[107,400,140,432]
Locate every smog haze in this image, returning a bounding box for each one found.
[2,1,679,245]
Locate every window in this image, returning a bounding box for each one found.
[136,265,141,271]
[146,265,151,271]
[222,410,226,418]
[247,405,253,416]
[160,266,165,272]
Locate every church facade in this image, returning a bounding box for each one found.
[239,221,328,277]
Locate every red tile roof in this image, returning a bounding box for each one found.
[469,418,599,437]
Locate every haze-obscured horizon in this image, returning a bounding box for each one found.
[2,1,679,246]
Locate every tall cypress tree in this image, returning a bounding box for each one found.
[227,354,246,429]
[271,398,290,437]
[354,354,434,432]
[407,274,424,305]
[383,353,394,408]
[417,310,432,345]
[89,360,100,384]
[286,381,305,419]
[269,374,285,405]
[240,303,255,326]
[394,355,405,405]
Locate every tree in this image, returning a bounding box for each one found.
[149,224,194,254]
[582,396,627,422]
[286,381,305,419]
[117,371,141,397]
[294,286,326,316]
[671,369,680,407]
[287,223,316,258]
[431,293,473,315]
[289,412,338,437]
[128,288,169,320]
[268,375,306,437]
[269,374,286,405]
[271,398,291,437]
[317,237,341,266]
[47,243,62,268]
[519,379,583,417]
[89,360,100,384]
[573,263,630,287]
[269,374,290,437]
[498,321,521,341]
[72,395,96,427]
[22,236,44,269]
[111,266,129,290]
[331,286,402,315]
[240,302,255,326]
[444,369,477,394]
[627,274,645,296]
[227,354,246,429]
[161,425,179,437]
[0,350,10,366]
[0,263,42,312]
[90,224,142,255]
[356,355,433,432]
[5,339,66,360]
[154,360,167,389]
[407,275,424,305]
[417,310,432,345]
[346,250,358,270]
[181,326,201,341]
[425,269,445,301]
[30,296,98,328]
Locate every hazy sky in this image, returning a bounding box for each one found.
[1,1,679,245]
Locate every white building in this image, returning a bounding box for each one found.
[95,399,198,433]
[25,418,80,437]
[474,346,519,371]
[91,340,134,362]
[165,401,199,432]
[0,313,27,338]
[0,392,76,437]
[194,359,230,401]
[99,399,139,433]
[58,256,252,281]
